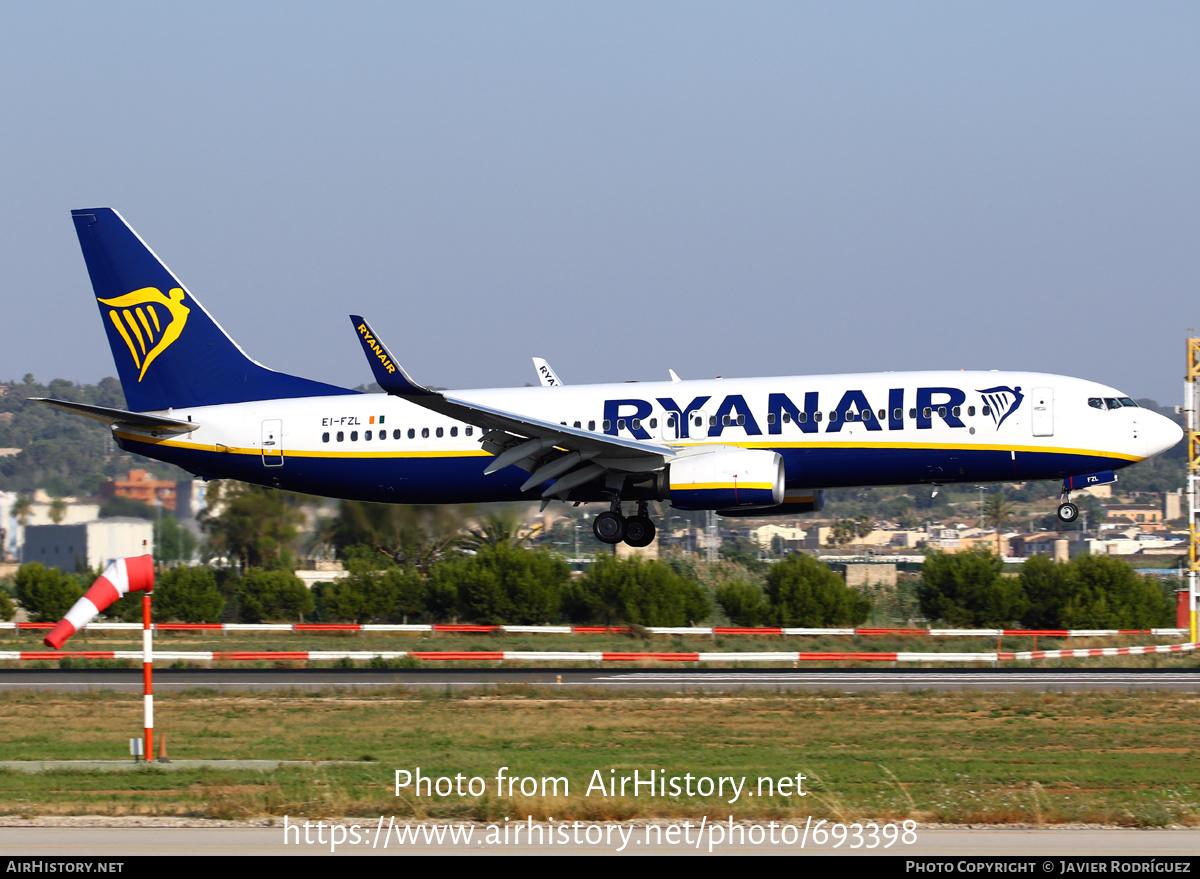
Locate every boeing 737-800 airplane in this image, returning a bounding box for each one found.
[38,209,1182,548]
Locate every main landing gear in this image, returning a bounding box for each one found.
[592,501,657,547]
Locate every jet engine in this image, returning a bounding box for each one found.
[662,447,785,511]
[718,489,825,517]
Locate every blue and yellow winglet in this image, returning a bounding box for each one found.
[349,315,434,397]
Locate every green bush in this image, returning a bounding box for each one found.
[1019,554,1076,628]
[319,567,427,623]
[763,555,871,626]
[917,548,1027,626]
[565,554,711,626]
[237,568,313,622]
[1019,554,1174,629]
[1061,555,1174,629]
[714,580,769,626]
[153,566,226,623]
[432,544,567,625]
[13,562,84,622]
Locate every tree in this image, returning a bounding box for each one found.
[13,563,83,622]
[237,568,313,622]
[153,566,225,623]
[48,499,66,524]
[1062,555,1174,629]
[201,481,304,570]
[319,567,427,623]
[718,535,768,572]
[154,515,198,565]
[329,501,471,574]
[12,497,32,527]
[1018,554,1076,628]
[982,491,1015,553]
[763,555,871,626]
[565,555,711,626]
[461,509,533,550]
[714,580,769,626]
[99,496,155,519]
[918,548,1027,626]
[433,543,568,625]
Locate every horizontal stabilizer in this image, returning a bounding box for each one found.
[32,398,199,433]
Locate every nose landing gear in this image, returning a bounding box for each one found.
[591,501,658,547]
[1057,485,1080,523]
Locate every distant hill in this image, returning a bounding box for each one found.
[0,375,186,498]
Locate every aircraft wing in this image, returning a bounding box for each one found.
[350,316,674,498]
[31,398,199,434]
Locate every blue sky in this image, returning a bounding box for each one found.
[1,2,1197,403]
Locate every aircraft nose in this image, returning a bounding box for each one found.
[1141,411,1183,459]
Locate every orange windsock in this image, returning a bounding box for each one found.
[43,555,154,650]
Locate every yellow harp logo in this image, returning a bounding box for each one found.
[98,287,191,382]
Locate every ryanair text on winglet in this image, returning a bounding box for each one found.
[357,323,397,374]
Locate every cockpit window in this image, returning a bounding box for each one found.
[1119,397,1138,407]
[1104,398,1122,410]
[1088,398,1104,410]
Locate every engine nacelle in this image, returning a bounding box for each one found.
[718,489,825,518]
[665,448,785,511]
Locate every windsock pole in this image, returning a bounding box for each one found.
[42,555,155,759]
[142,589,153,760]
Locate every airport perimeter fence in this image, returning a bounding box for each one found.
[1,641,1195,665]
[0,621,1188,638]
[0,621,1194,666]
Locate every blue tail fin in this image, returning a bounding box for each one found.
[71,209,356,411]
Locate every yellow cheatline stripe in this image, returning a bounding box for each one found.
[674,482,774,492]
[115,430,1140,464]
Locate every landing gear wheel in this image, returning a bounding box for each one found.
[593,511,626,544]
[623,515,656,547]
[1057,502,1079,523]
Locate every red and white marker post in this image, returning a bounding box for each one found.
[141,586,153,759]
[44,555,155,758]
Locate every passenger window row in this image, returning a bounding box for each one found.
[325,399,1023,445]
[321,426,475,443]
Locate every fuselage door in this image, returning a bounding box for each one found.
[1031,388,1054,437]
[262,419,284,467]
[662,410,677,441]
[688,409,709,440]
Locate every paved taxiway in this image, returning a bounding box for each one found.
[1,825,1199,856]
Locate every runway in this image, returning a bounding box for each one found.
[2,667,1200,692]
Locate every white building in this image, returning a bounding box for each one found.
[22,518,153,572]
